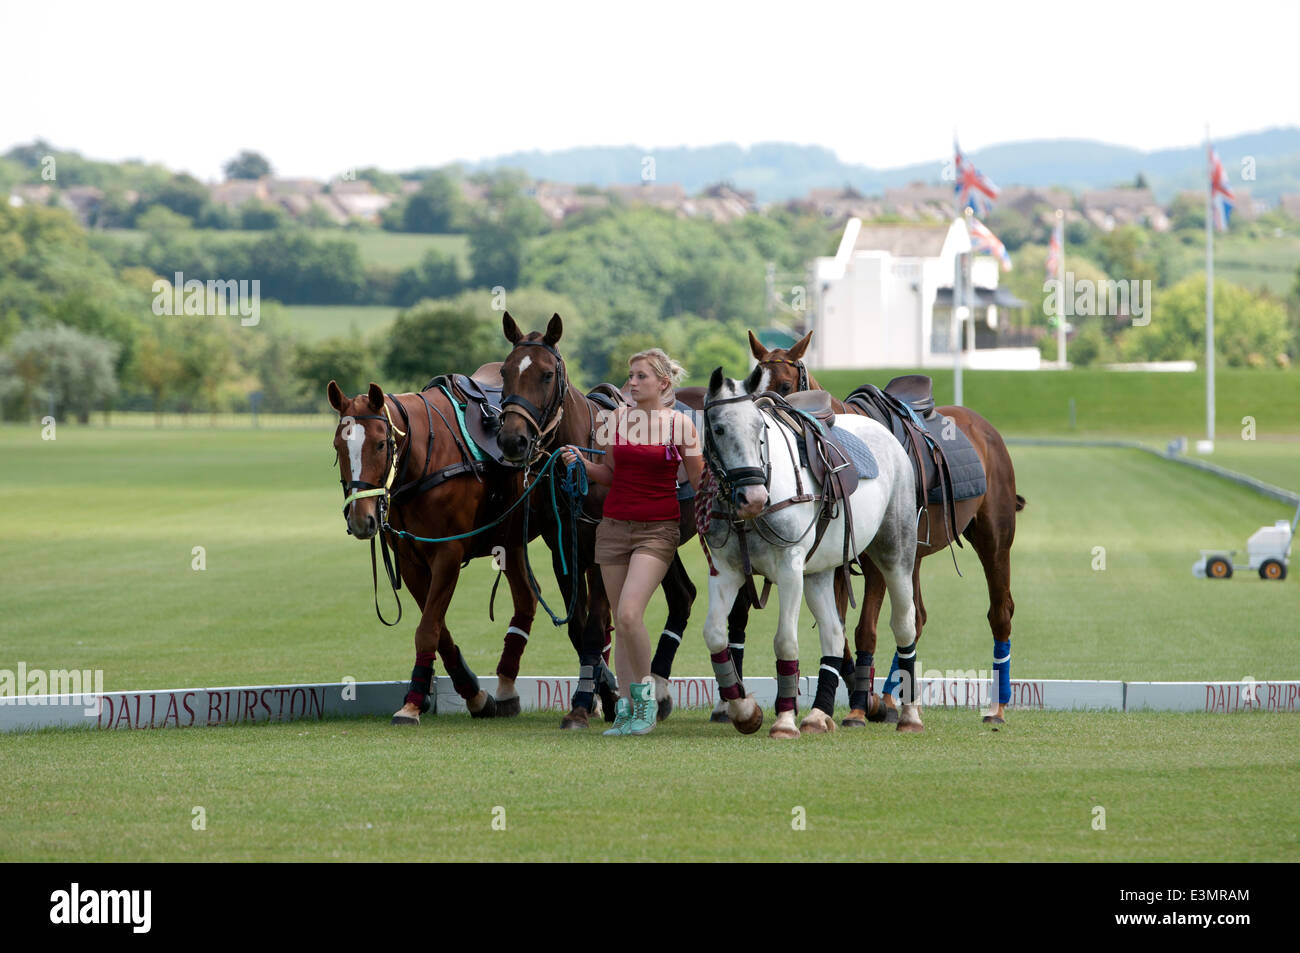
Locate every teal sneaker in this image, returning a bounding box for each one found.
[602,697,632,736]
[627,682,657,735]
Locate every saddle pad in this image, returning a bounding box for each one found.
[829,426,879,481]
[921,414,986,503]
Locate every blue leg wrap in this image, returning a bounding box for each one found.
[881,652,902,701]
[993,640,1011,705]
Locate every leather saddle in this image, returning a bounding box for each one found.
[423,362,520,469]
[774,391,863,509]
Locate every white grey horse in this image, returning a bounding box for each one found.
[700,367,923,738]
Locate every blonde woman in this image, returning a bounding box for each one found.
[560,349,703,735]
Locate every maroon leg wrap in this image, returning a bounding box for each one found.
[775,658,799,713]
[404,651,436,707]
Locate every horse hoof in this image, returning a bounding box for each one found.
[883,706,899,725]
[496,696,521,718]
[982,714,1006,725]
[896,704,924,733]
[799,710,836,734]
[470,694,497,719]
[598,680,618,724]
[560,706,590,730]
[769,711,800,739]
[657,695,673,722]
[731,698,764,735]
[391,703,421,726]
[841,709,868,728]
[709,705,731,723]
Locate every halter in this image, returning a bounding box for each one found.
[758,356,809,393]
[500,339,568,466]
[702,391,771,509]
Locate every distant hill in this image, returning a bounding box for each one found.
[467,128,1300,204]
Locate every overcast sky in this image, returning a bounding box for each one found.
[4,0,1297,182]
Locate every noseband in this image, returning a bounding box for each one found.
[758,357,809,393]
[501,339,567,463]
[702,391,770,508]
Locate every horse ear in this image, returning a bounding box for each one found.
[327,380,345,413]
[745,364,763,394]
[747,330,767,361]
[708,366,724,395]
[503,312,522,344]
[367,382,384,412]
[788,329,813,361]
[543,313,563,346]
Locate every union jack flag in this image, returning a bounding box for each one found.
[1045,217,1062,280]
[1209,144,1234,231]
[970,217,1012,271]
[954,139,999,215]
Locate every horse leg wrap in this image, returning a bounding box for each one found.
[882,652,902,702]
[496,616,531,680]
[895,641,918,705]
[404,652,435,712]
[775,659,799,713]
[445,646,481,701]
[710,649,744,701]
[729,643,746,683]
[650,625,684,681]
[573,651,602,713]
[813,655,840,715]
[850,651,875,713]
[993,639,1011,706]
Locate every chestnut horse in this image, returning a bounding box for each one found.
[328,380,540,725]
[738,329,1026,726]
[495,313,700,728]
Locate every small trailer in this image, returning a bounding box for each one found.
[1193,503,1298,581]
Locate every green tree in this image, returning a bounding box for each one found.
[0,324,120,422]
[381,304,502,391]
[392,249,463,306]
[401,172,463,233]
[223,151,273,180]
[296,334,381,400]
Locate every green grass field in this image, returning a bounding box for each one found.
[283,304,398,342]
[0,421,1296,861]
[1168,232,1300,295]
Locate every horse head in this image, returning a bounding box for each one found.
[704,365,770,519]
[497,312,568,465]
[328,379,400,540]
[748,329,812,397]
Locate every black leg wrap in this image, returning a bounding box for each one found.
[446,648,481,701]
[573,651,601,713]
[407,664,434,714]
[731,644,745,683]
[813,655,840,715]
[650,624,684,681]
[896,642,917,705]
[850,651,874,713]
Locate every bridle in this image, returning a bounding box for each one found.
[702,391,770,509]
[500,339,568,466]
[338,400,406,531]
[758,356,809,394]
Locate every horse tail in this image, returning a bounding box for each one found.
[1015,494,1026,512]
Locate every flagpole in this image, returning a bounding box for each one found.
[1056,209,1066,367]
[1205,124,1215,447]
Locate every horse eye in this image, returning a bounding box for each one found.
[543,371,554,382]
[713,426,725,436]
[778,383,792,395]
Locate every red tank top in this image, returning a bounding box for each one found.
[603,441,682,522]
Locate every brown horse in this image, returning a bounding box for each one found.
[742,329,1026,726]
[328,380,540,725]
[495,313,700,727]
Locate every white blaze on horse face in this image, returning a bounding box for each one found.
[518,355,532,375]
[341,415,365,491]
[757,368,771,394]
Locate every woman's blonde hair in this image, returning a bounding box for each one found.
[628,348,686,404]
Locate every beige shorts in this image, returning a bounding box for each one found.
[595,518,681,567]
